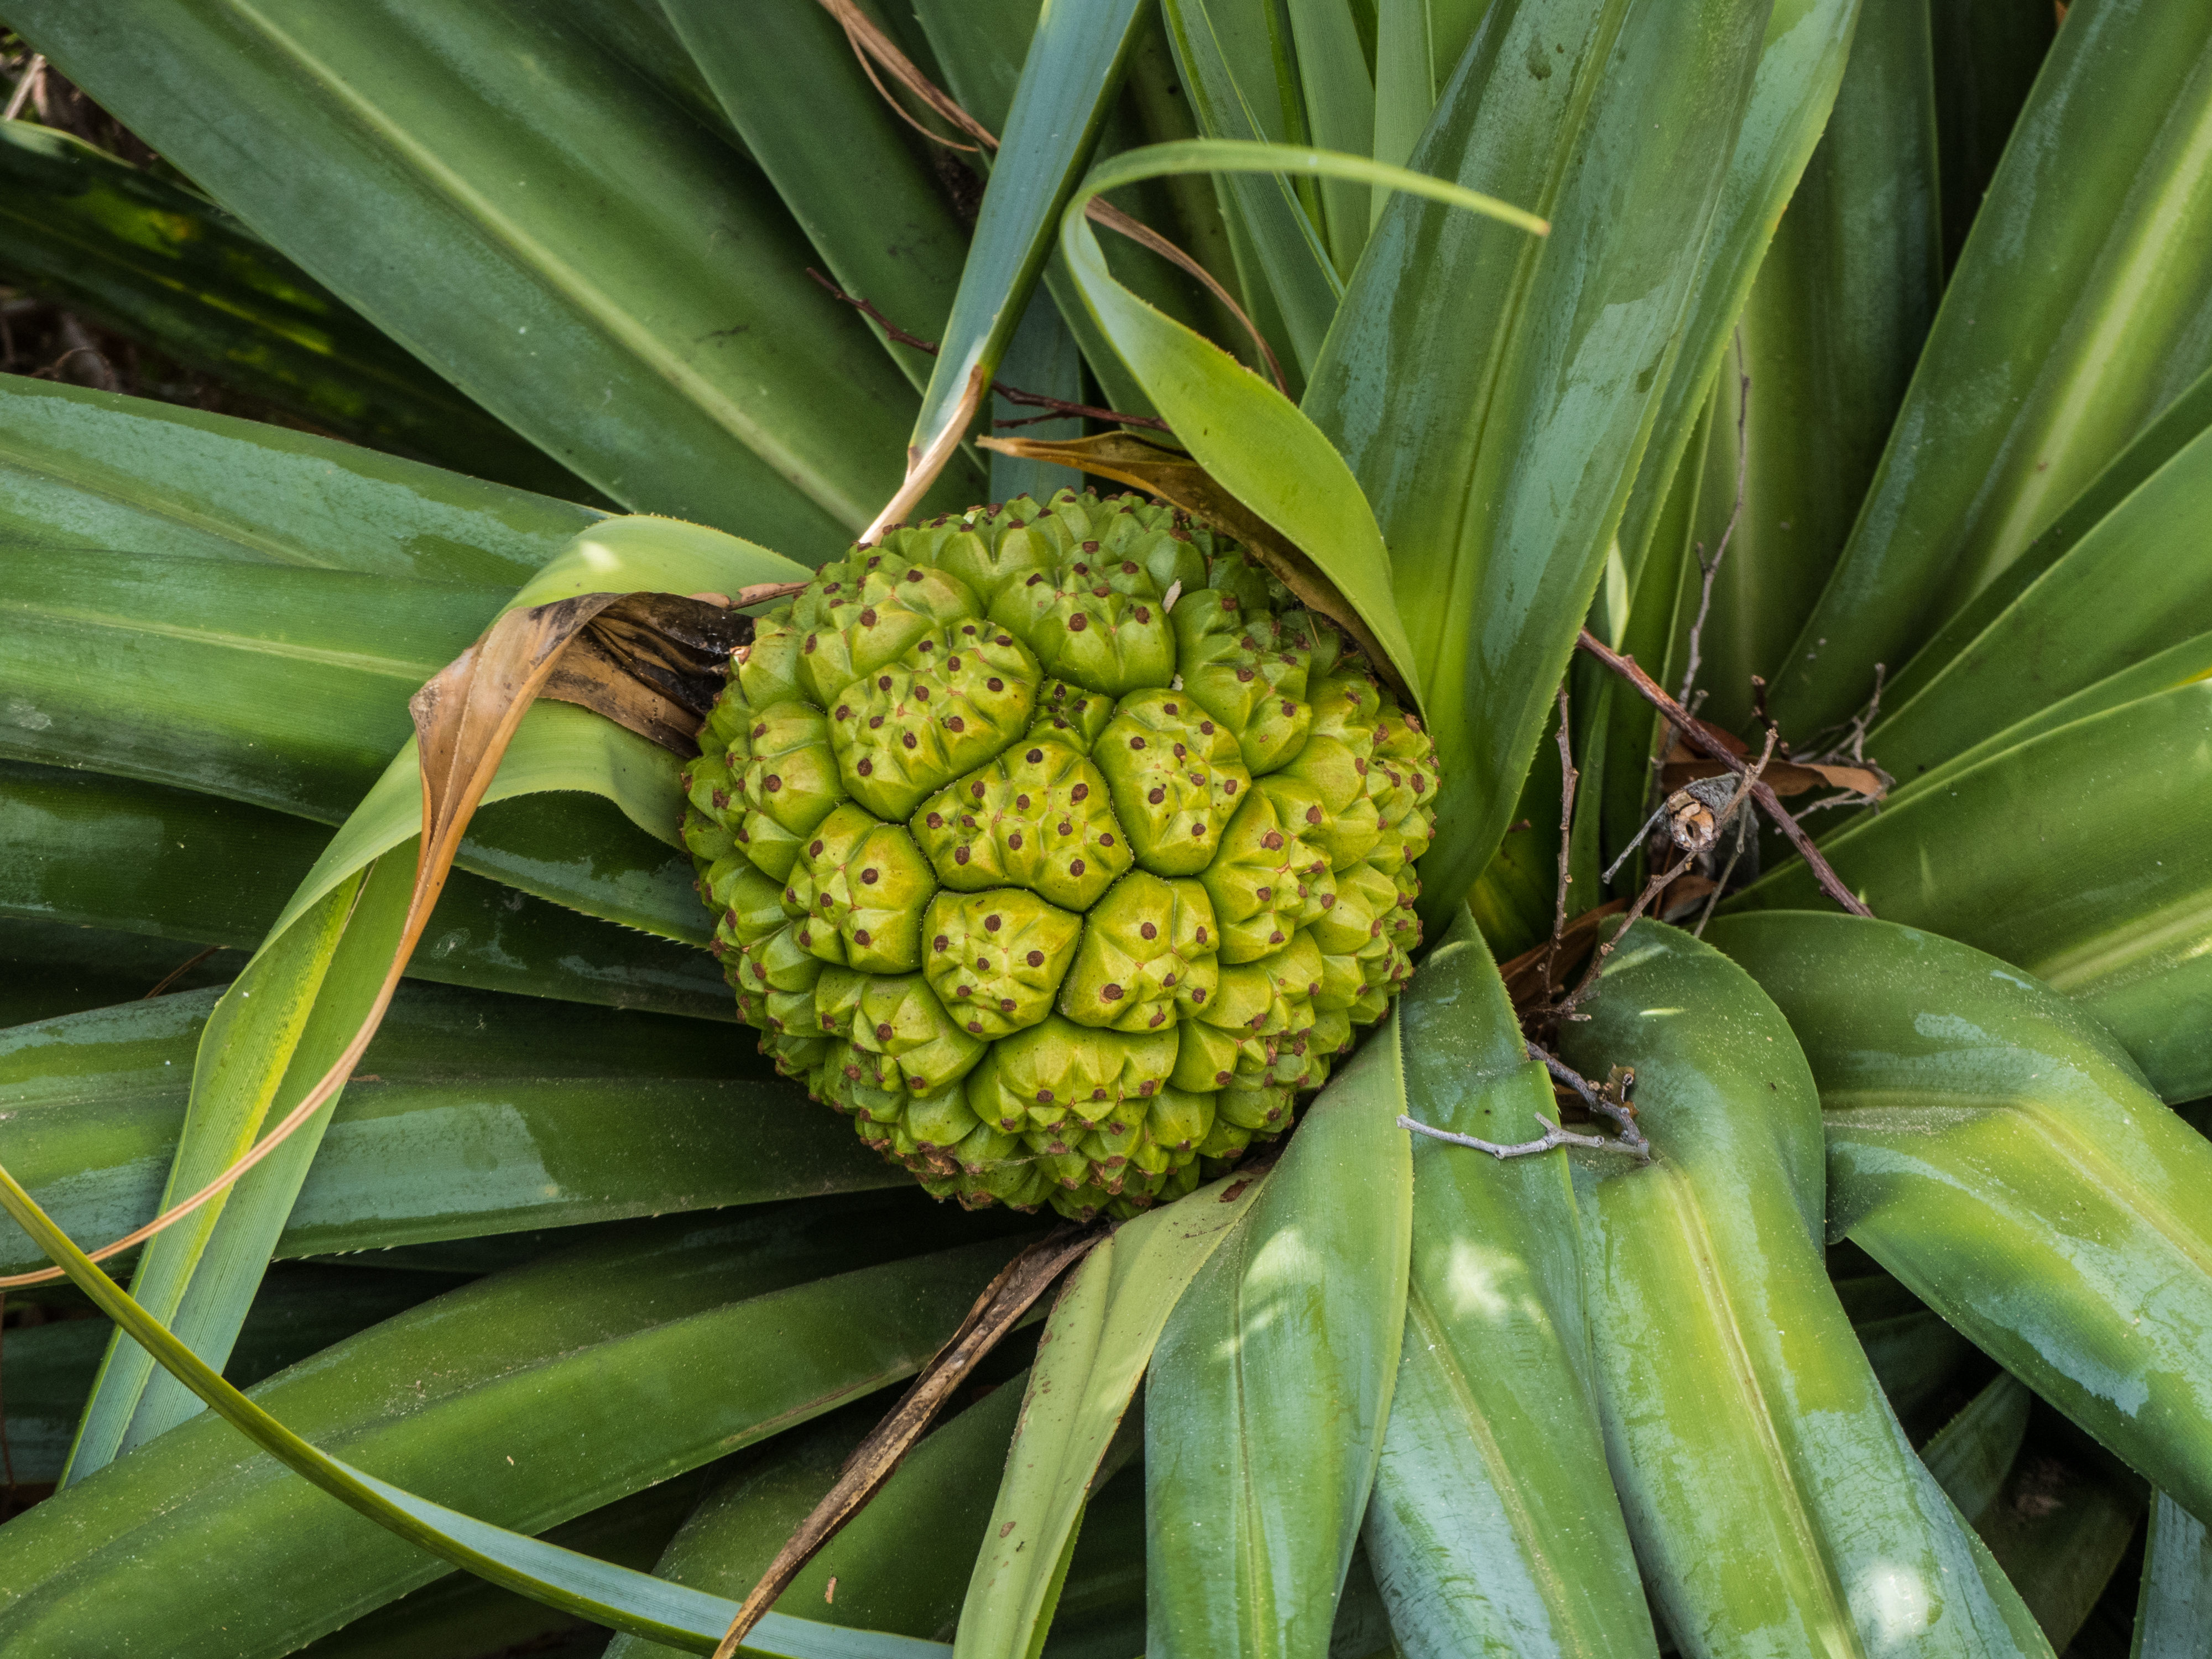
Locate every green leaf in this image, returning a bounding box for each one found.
[0,1182,1021,1657]
[1301,0,1772,921]
[1366,916,1656,1657]
[1728,681,2212,1101]
[1707,911,2212,1524]
[2,1262,464,1486]
[0,762,734,1020]
[1155,0,1340,381]
[1921,1373,2034,1527]
[63,859,389,1481]
[657,0,967,391]
[9,0,968,545]
[1864,422,2212,780]
[0,373,598,583]
[1061,139,1538,703]
[1282,0,1376,278]
[0,971,889,1275]
[1561,921,2047,1657]
[0,123,593,499]
[2134,1491,2212,1658]
[1663,0,1942,737]
[905,0,1149,493]
[608,1379,1036,1655]
[1144,1024,1412,1656]
[1769,0,2212,734]
[956,1172,1265,1659]
[300,1472,721,1659]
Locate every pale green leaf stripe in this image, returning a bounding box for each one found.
[1060,138,1543,705]
[0,1161,946,1659]
[954,1171,1267,1658]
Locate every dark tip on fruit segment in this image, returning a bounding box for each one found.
[861,868,879,884]
[1071,782,1089,802]
[1102,984,1124,1000]
[1068,614,1087,632]
[1026,949,1045,967]
[933,934,949,951]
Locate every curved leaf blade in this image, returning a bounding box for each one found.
[0,1183,1019,1657]
[1562,921,2047,1658]
[1143,1022,1412,1658]
[1302,0,1772,921]
[955,1172,1265,1659]
[1708,911,2212,1526]
[1769,0,2212,734]
[1367,915,1656,1658]
[8,0,956,545]
[1729,681,2212,1100]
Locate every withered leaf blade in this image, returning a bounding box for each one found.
[0,592,740,1282]
[978,431,1414,706]
[710,1225,1102,1659]
[539,591,753,753]
[1502,877,1721,1021]
[1659,736,1885,801]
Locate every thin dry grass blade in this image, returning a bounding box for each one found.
[0,592,733,1290]
[711,1226,1103,1658]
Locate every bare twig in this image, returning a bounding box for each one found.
[711,1227,1099,1657]
[818,2,1288,395]
[1677,329,1752,712]
[1527,1043,1650,1160]
[1399,1112,1645,1160]
[143,945,222,1000]
[1692,726,1778,936]
[1552,852,1693,1024]
[1574,629,1873,918]
[806,269,1172,434]
[1535,687,1578,1001]
[2,53,43,123]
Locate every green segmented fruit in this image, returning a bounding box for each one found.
[681,489,1437,1220]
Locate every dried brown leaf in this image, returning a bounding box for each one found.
[711,1227,1103,1658]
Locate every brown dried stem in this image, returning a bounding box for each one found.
[1528,1043,1650,1159]
[1574,629,1872,919]
[711,1227,1101,1657]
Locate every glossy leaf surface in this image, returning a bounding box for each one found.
[0,762,733,1019]
[7,0,969,547]
[2135,1491,2212,1657]
[0,1193,1023,1656]
[1144,1024,1412,1657]
[1729,682,2212,1100]
[1709,912,2212,1522]
[1562,922,2046,1658]
[1770,0,2212,733]
[0,374,597,582]
[1303,0,1771,920]
[0,979,879,1282]
[0,122,589,498]
[1366,915,1655,1658]
[958,1171,1264,1658]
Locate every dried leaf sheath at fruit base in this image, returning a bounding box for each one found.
[682,487,1438,1220]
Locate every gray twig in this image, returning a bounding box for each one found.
[1527,1043,1650,1160]
[1399,1113,1644,1161]
[2,54,44,123]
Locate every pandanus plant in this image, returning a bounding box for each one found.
[1,1,2209,1655]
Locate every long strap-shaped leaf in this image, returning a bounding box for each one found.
[952,1171,1265,1658]
[1369,914,1657,1657]
[2136,1491,2212,1656]
[1144,1017,1414,1657]
[0,1161,946,1659]
[885,0,1151,534]
[1708,911,2212,1526]
[1562,921,2049,1658]
[1054,137,1544,706]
